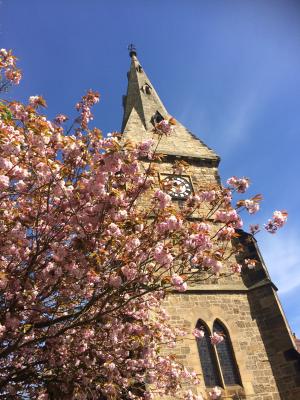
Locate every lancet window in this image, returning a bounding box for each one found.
[213,320,241,386]
[151,110,164,125]
[141,83,151,94]
[196,320,221,387]
[196,319,241,389]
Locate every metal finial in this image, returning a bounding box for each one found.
[128,43,137,57]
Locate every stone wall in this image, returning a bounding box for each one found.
[248,286,300,399]
[164,291,281,399]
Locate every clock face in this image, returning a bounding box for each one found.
[163,176,192,199]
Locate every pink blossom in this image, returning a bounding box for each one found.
[171,274,184,287]
[231,263,242,273]
[10,103,28,120]
[217,226,235,240]
[5,68,22,85]
[0,48,8,57]
[137,139,155,157]
[54,114,68,124]
[12,165,29,179]
[0,157,13,170]
[210,332,224,345]
[107,223,122,237]
[83,329,95,339]
[15,180,27,191]
[273,210,288,226]
[227,176,249,193]
[197,222,211,233]
[103,153,122,173]
[215,209,243,228]
[186,233,211,251]
[109,274,122,288]
[154,189,171,209]
[265,210,288,233]
[250,224,260,235]
[211,260,223,274]
[29,96,40,106]
[193,328,205,339]
[209,386,222,399]
[223,189,232,204]
[121,264,137,280]
[113,209,128,221]
[86,270,100,283]
[245,258,257,269]
[153,243,173,267]
[174,280,188,292]
[184,389,203,400]
[202,256,215,268]
[76,90,99,129]
[135,223,144,232]
[215,209,238,223]
[125,237,140,251]
[0,175,9,189]
[199,190,216,202]
[264,222,277,234]
[0,324,6,337]
[158,215,182,233]
[171,274,187,292]
[155,119,173,135]
[244,199,260,214]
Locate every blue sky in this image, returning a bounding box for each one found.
[1,0,300,336]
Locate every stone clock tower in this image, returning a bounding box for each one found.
[121,46,300,399]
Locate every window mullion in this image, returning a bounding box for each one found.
[212,341,226,389]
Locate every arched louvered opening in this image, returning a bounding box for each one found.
[213,320,241,386]
[196,320,222,388]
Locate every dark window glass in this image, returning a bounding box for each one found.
[151,111,164,125]
[144,84,151,94]
[213,321,241,386]
[196,320,221,387]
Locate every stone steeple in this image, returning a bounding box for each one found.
[121,47,219,163]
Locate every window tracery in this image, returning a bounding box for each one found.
[196,319,242,390]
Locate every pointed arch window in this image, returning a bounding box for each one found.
[141,83,152,95]
[196,319,242,389]
[213,320,241,386]
[196,320,221,387]
[151,110,164,126]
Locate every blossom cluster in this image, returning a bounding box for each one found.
[265,210,288,234]
[0,48,22,87]
[76,89,100,129]
[227,176,249,193]
[153,118,175,135]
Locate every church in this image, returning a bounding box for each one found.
[120,46,300,399]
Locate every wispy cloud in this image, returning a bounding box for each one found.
[216,90,260,156]
[178,88,264,158]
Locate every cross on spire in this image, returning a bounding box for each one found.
[128,43,137,57]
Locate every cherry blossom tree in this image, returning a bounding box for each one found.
[0,50,287,400]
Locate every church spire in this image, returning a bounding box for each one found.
[121,46,219,163]
[122,44,168,133]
